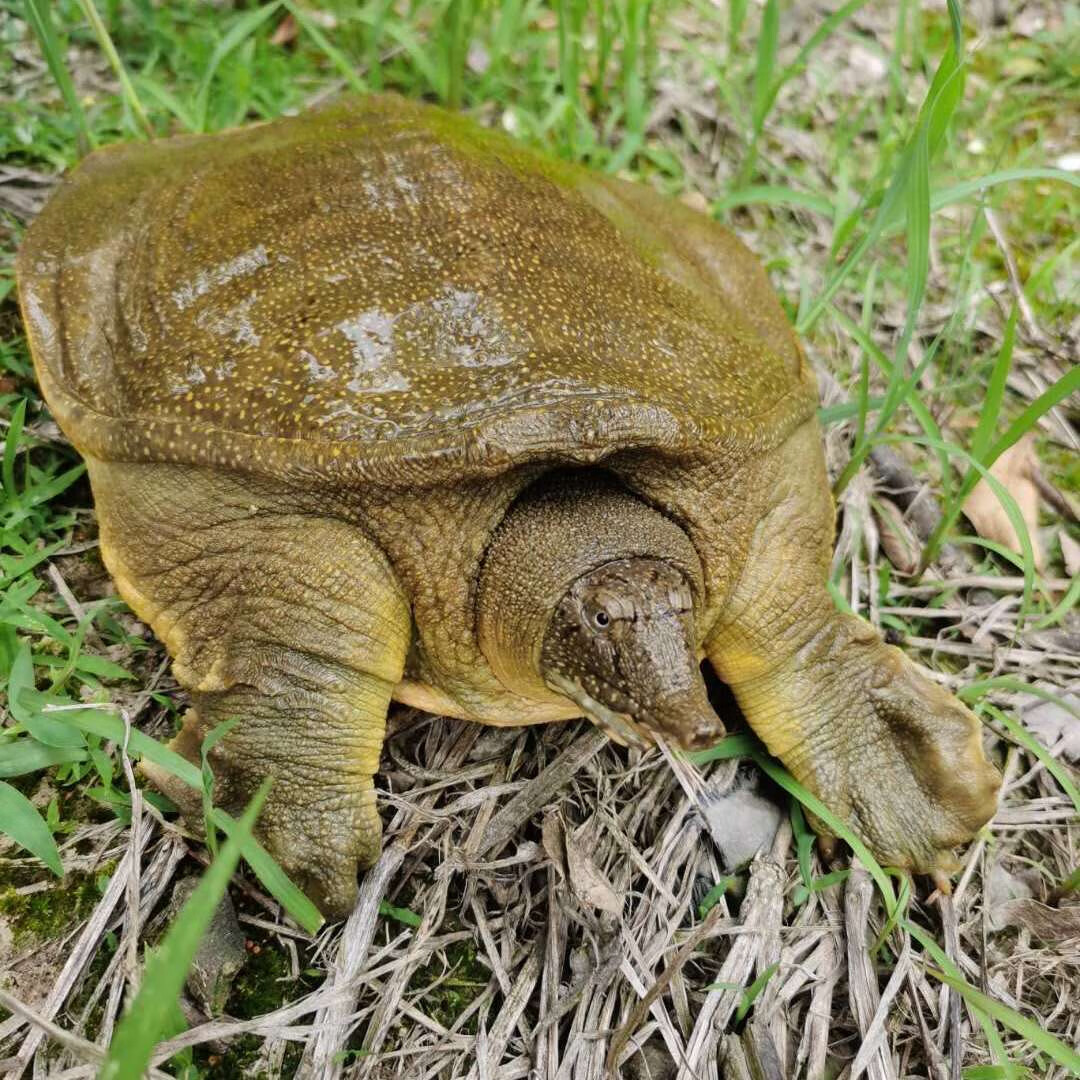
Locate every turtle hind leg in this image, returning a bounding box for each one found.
[89,459,411,919]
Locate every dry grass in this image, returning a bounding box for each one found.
[1,0,1078,1077]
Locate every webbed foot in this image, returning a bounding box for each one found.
[711,617,1001,880]
[143,700,385,920]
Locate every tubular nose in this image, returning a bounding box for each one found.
[681,715,727,751]
[653,682,726,751]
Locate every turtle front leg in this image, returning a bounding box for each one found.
[704,424,1000,879]
[88,460,411,918]
[708,608,1001,879]
[147,653,398,918]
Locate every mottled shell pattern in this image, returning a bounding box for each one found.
[17,95,817,486]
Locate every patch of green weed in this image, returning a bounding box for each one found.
[0,863,110,945]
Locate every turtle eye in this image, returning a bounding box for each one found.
[592,610,611,629]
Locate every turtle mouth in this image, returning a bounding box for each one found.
[545,673,653,748]
[546,671,725,752]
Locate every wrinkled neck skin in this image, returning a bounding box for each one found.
[476,472,723,750]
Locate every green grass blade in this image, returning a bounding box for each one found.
[970,305,1017,463]
[983,366,1080,469]
[200,717,239,854]
[711,185,833,217]
[99,782,270,1079]
[881,433,1039,610]
[133,78,199,131]
[906,921,1024,1075]
[378,899,422,927]
[921,364,1080,569]
[843,117,933,492]
[790,800,815,889]
[687,734,902,913]
[697,876,735,919]
[817,396,886,425]
[751,0,779,133]
[744,169,1077,248]
[2,398,26,502]
[8,645,87,749]
[797,160,907,334]
[363,0,395,91]
[959,678,1080,718]
[0,779,63,875]
[377,20,443,99]
[735,961,779,1023]
[922,47,966,160]
[614,0,651,155]
[898,123,930,365]
[929,967,1080,1074]
[954,535,1038,575]
[980,702,1080,816]
[282,1,365,93]
[48,703,323,931]
[20,0,93,155]
[556,0,587,156]
[946,0,965,55]
[0,737,88,777]
[855,351,870,447]
[782,0,870,87]
[751,750,897,915]
[0,539,68,587]
[798,44,964,336]
[829,309,947,493]
[933,168,1079,211]
[793,868,851,906]
[1029,572,1079,631]
[194,2,281,131]
[22,463,87,511]
[1051,866,1080,900]
[754,0,870,137]
[870,872,911,952]
[728,0,748,55]
[443,0,473,110]
[50,704,203,789]
[73,0,153,137]
[591,0,613,112]
[686,732,759,763]
[209,807,323,934]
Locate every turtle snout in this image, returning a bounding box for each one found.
[680,716,727,752]
[649,681,726,752]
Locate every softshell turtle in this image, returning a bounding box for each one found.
[17,95,1000,917]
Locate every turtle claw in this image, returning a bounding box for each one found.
[928,867,954,900]
[817,834,839,863]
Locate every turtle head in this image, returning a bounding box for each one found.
[477,472,724,752]
[540,558,722,750]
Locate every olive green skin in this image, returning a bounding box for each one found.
[17,95,1000,917]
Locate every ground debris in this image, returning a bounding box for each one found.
[165,876,249,1016]
[2,0,1078,1076]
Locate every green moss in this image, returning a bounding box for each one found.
[188,1035,296,1079]
[0,866,110,947]
[1041,440,1079,497]
[227,941,295,1020]
[408,938,489,1032]
[182,938,318,1078]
